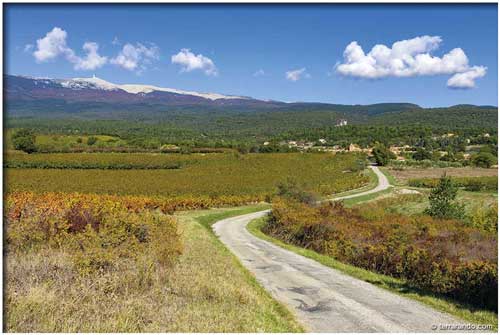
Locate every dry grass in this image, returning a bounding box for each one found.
[389,167,497,183]
[5,207,302,332]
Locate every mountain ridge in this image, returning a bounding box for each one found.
[5,74,422,110]
[4,75,497,129]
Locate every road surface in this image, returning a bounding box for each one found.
[213,166,462,332]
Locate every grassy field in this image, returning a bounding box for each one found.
[5,153,368,200]
[248,217,498,329]
[5,198,302,332]
[374,190,497,216]
[387,167,497,183]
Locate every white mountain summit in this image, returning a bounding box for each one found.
[60,75,248,101]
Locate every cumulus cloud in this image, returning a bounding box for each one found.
[72,42,107,70]
[171,49,218,76]
[253,69,266,77]
[33,27,73,62]
[336,35,486,89]
[111,43,160,72]
[285,68,310,82]
[447,66,487,89]
[32,27,107,71]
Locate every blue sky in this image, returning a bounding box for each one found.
[5,4,498,107]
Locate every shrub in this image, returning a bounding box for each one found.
[275,179,318,205]
[472,152,497,168]
[87,136,97,146]
[5,192,183,274]
[12,129,37,154]
[471,152,497,169]
[467,203,498,232]
[264,196,497,310]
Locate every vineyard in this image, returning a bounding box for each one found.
[263,196,498,310]
[4,152,194,169]
[5,152,368,199]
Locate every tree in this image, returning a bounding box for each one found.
[87,136,97,146]
[12,128,37,153]
[371,144,395,166]
[412,147,432,161]
[425,174,465,220]
[472,152,497,168]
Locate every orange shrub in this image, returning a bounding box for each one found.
[265,198,498,310]
[5,192,183,273]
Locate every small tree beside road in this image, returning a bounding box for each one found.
[425,174,465,220]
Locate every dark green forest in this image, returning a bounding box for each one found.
[6,104,497,150]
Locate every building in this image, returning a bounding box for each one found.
[348,143,362,152]
[336,119,348,127]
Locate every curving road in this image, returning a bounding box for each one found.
[213,166,462,332]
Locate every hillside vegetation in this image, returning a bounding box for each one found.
[7,104,497,148]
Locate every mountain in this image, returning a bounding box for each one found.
[4,74,286,109]
[4,74,421,118]
[4,74,497,132]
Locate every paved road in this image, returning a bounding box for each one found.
[328,165,391,201]
[213,166,462,332]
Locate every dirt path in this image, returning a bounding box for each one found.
[213,166,462,332]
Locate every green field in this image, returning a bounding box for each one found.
[5,152,368,199]
[5,152,201,169]
[5,130,126,152]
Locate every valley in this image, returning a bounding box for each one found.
[3,76,498,333]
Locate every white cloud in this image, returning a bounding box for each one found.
[24,44,34,52]
[32,27,107,71]
[447,66,487,89]
[72,42,107,70]
[285,68,310,82]
[336,35,486,89]
[171,48,218,76]
[253,69,266,77]
[112,37,120,45]
[111,43,160,72]
[33,27,73,62]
